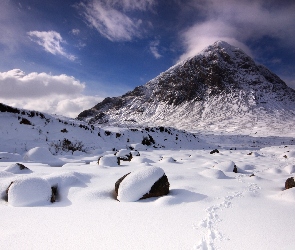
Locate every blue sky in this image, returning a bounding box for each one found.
[1,0,295,117]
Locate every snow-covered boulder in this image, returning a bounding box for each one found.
[7,177,52,206]
[115,166,169,202]
[116,149,132,161]
[98,155,120,167]
[0,152,22,162]
[159,157,177,163]
[4,163,32,174]
[23,147,64,167]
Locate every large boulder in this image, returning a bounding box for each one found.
[285,177,295,190]
[98,155,120,167]
[7,177,53,206]
[115,166,169,202]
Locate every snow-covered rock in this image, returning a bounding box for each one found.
[116,166,168,202]
[116,149,132,161]
[159,157,177,163]
[4,163,32,174]
[98,155,120,167]
[7,177,52,206]
[23,147,64,167]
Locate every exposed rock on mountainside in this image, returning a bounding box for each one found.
[78,41,295,133]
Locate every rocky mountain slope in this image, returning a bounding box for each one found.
[0,103,206,156]
[78,41,295,135]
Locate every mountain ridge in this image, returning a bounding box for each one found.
[78,41,295,134]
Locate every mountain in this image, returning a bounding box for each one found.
[78,41,295,135]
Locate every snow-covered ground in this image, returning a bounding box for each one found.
[1,106,295,249]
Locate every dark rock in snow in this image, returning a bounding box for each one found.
[285,177,295,190]
[141,174,170,200]
[233,165,238,173]
[210,149,219,154]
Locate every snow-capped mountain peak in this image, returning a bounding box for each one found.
[78,41,295,134]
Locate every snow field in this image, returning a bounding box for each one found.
[0,124,295,249]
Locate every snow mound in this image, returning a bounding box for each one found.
[160,157,177,163]
[265,168,283,174]
[8,177,52,207]
[0,171,14,178]
[117,166,165,202]
[132,157,154,164]
[284,165,295,174]
[200,168,229,179]
[45,171,89,188]
[4,163,32,174]
[0,152,22,162]
[98,155,119,167]
[278,188,295,202]
[23,147,64,167]
[214,160,236,172]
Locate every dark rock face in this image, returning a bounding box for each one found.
[16,163,29,171]
[20,117,32,125]
[210,149,219,154]
[0,103,20,114]
[117,153,133,162]
[114,173,131,198]
[50,186,58,203]
[114,173,170,201]
[285,177,295,190]
[141,174,170,200]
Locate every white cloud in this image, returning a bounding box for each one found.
[0,69,102,117]
[179,0,295,61]
[71,29,80,35]
[77,0,155,41]
[149,40,162,59]
[27,31,76,61]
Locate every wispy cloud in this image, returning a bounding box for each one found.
[0,69,102,117]
[77,0,155,41]
[149,40,162,59]
[178,0,295,61]
[71,29,80,36]
[27,31,76,61]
